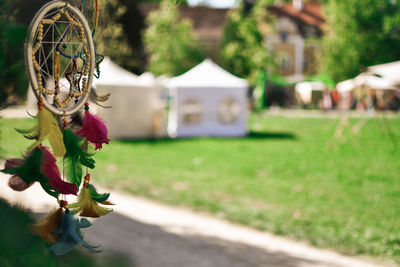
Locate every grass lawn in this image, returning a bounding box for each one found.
[1,114,400,263]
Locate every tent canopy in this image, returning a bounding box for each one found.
[169,59,249,88]
[92,57,144,86]
[337,73,396,93]
[295,81,326,103]
[368,61,400,84]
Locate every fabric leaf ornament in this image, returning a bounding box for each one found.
[49,209,101,255]
[16,108,66,157]
[31,208,63,244]
[75,110,109,150]
[63,129,95,187]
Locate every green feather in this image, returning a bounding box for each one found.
[64,156,83,187]
[87,184,110,202]
[15,125,38,135]
[63,130,95,187]
[40,182,59,198]
[3,148,43,183]
[1,148,59,198]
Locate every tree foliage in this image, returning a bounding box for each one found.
[0,0,28,106]
[219,1,272,85]
[143,0,204,76]
[94,0,140,73]
[321,0,400,82]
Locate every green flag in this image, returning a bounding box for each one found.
[254,70,266,111]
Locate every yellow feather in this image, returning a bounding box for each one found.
[71,187,112,218]
[30,208,63,244]
[27,109,66,157]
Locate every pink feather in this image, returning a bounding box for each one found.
[75,111,110,150]
[5,158,23,169]
[8,175,33,191]
[5,158,33,191]
[40,147,78,195]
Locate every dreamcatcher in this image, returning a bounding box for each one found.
[1,0,112,255]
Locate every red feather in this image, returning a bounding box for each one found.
[75,111,109,150]
[40,147,78,195]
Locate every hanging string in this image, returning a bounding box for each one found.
[62,112,68,203]
[92,0,99,36]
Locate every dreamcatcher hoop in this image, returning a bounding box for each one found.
[25,0,95,116]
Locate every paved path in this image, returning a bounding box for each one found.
[0,171,389,267]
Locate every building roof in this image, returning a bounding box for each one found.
[139,3,229,42]
[139,2,325,41]
[268,3,324,28]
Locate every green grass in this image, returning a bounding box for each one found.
[1,115,400,263]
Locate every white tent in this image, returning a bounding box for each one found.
[92,57,139,87]
[295,81,326,104]
[168,59,249,137]
[337,73,396,93]
[368,61,400,85]
[94,58,167,139]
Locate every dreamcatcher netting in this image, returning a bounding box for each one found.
[1,0,112,255]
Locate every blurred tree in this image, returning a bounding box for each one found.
[94,0,141,73]
[321,0,400,82]
[0,0,28,106]
[143,0,204,76]
[141,0,188,3]
[219,0,273,85]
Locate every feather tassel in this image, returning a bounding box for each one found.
[1,148,56,196]
[75,111,109,150]
[31,208,63,244]
[4,158,33,191]
[8,175,33,191]
[1,146,78,197]
[49,209,101,255]
[89,87,111,108]
[86,184,110,203]
[16,108,66,157]
[63,129,95,187]
[70,186,112,218]
[41,146,78,195]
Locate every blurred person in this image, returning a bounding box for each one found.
[331,90,340,109]
[323,90,332,110]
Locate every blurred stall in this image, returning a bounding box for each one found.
[337,72,398,110]
[295,81,327,108]
[91,57,168,139]
[168,59,248,137]
[368,61,400,86]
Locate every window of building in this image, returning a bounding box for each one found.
[277,53,292,73]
